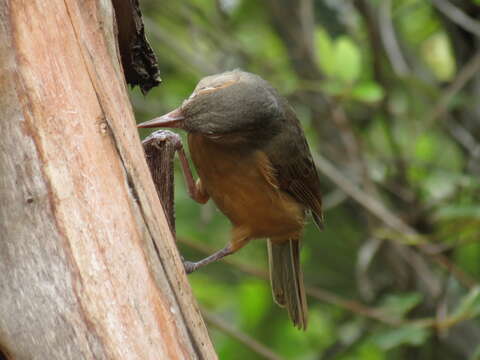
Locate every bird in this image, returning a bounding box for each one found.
[138,70,323,329]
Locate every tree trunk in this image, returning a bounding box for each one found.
[0,0,216,359]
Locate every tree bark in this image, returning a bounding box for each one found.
[0,0,216,359]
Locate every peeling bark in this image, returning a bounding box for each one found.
[142,131,178,234]
[111,0,160,93]
[0,0,215,359]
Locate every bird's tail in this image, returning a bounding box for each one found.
[267,238,308,330]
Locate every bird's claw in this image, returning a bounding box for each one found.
[144,130,182,150]
[183,260,197,274]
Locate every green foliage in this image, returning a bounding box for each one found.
[135,0,480,358]
[470,344,480,360]
[422,32,456,81]
[451,286,480,321]
[315,28,384,104]
[334,37,362,83]
[341,342,385,360]
[379,292,423,319]
[372,325,430,350]
[238,280,270,329]
[315,27,336,76]
[351,82,385,103]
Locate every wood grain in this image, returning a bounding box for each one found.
[0,0,215,358]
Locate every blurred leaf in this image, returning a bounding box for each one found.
[321,79,346,96]
[351,82,384,103]
[218,0,240,13]
[191,274,235,309]
[436,205,480,219]
[340,341,385,360]
[451,286,480,320]
[423,172,458,200]
[379,292,423,319]
[305,308,336,349]
[273,307,336,359]
[314,27,336,76]
[454,243,480,278]
[356,342,385,360]
[422,32,456,81]
[405,131,464,198]
[397,2,439,46]
[239,280,270,328]
[414,133,437,162]
[334,37,361,83]
[338,318,365,345]
[372,325,430,350]
[469,343,480,360]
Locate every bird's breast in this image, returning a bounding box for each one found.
[188,134,305,239]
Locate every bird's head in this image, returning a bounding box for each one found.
[138,70,283,147]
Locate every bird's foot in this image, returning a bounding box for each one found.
[183,260,198,274]
[144,129,182,150]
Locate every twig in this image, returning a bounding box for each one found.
[181,237,479,332]
[328,103,379,198]
[202,309,284,360]
[356,237,384,300]
[444,115,480,160]
[353,0,384,82]
[354,0,408,180]
[432,0,480,38]
[426,51,480,128]
[312,153,477,289]
[322,189,348,210]
[178,237,401,325]
[143,17,218,75]
[313,153,416,236]
[379,0,410,76]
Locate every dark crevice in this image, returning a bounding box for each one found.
[111,0,160,93]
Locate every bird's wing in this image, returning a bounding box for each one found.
[265,105,324,230]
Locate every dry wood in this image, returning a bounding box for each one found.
[0,0,215,359]
[142,130,179,234]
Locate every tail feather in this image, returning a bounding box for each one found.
[267,239,308,330]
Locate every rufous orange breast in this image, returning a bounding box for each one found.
[188,133,305,241]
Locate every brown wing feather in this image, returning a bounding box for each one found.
[265,103,324,230]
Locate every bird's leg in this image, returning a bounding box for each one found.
[184,246,233,274]
[143,130,240,273]
[142,130,213,270]
[157,132,209,204]
[184,241,249,273]
[175,145,210,204]
[144,129,209,205]
[185,228,250,274]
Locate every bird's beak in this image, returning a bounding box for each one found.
[137,107,185,129]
